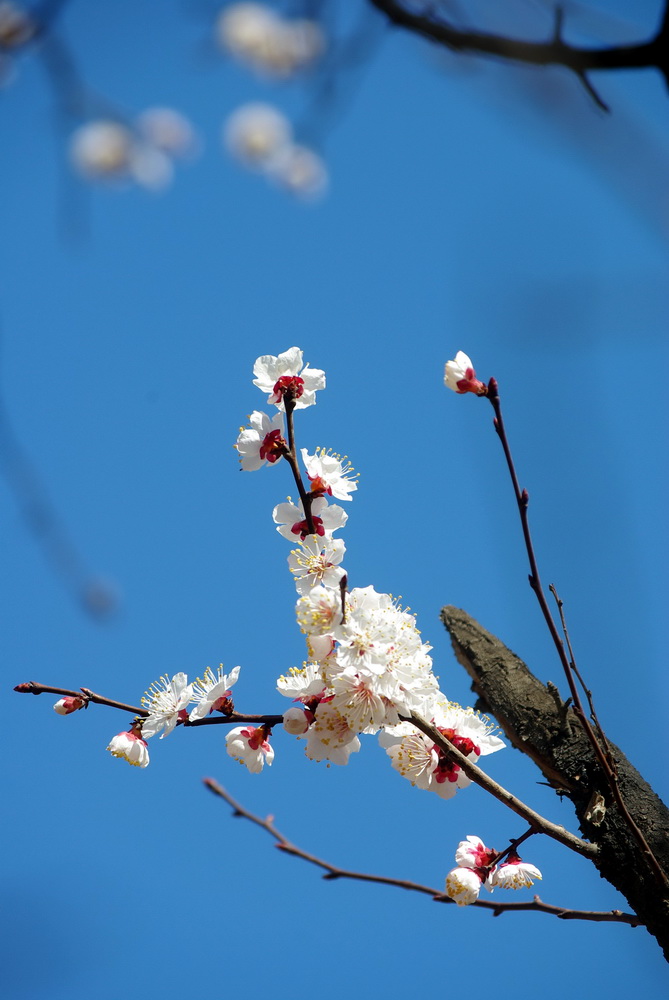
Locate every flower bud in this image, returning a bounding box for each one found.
[283,706,313,735]
[53,696,85,716]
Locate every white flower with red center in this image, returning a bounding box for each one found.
[189,665,241,721]
[253,347,325,410]
[296,585,343,635]
[53,696,85,715]
[444,351,486,395]
[141,672,194,739]
[276,661,325,700]
[454,835,498,870]
[226,725,274,773]
[107,728,149,768]
[489,854,542,890]
[432,700,506,759]
[303,701,361,766]
[283,706,314,734]
[301,447,357,501]
[235,410,287,471]
[273,496,347,541]
[330,670,393,735]
[288,535,346,595]
[445,867,483,906]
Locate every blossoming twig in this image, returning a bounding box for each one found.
[408,712,597,860]
[13,681,283,727]
[203,778,641,926]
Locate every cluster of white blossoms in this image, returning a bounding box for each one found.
[69,108,198,190]
[217,3,324,78]
[234,346,505,784]
[445,835,542,906]
[224,103,327,199]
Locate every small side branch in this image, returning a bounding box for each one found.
[203,778,640,926]
[370,0,669,105]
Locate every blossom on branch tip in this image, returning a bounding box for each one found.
[273,496,347,541]
[236,410,287,471]
[445,867,483,906]
[190,665,241,721]
[301,448,357,501]
[253,347,325,410]
[226,725,274,773]
[489,854,542,890]
[444,351,486,395]
[141,672,194,739]
[107,730,149,768]
[53,696,85,715]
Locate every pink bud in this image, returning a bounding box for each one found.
[53,696,85,716]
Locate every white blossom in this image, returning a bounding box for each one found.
[445,867,483,906]
[454,835,497,870]
[489,857,543,890]
[268,144,328,200]
[235,410,286,471]
[190,665,241,721]
[141,672,194,739]
[303,702,360,766]
[273,496,347,541]
[277,661,325,700]
[226,725,274,773]
[301,448,357,501]
[224,103,291,168]
[289,535,346,595]
[253,347,325,410]
[217,4,324,77]
[107,730,149,768]
[295,585,343,635]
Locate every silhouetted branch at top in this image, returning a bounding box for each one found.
[370,0,669,112]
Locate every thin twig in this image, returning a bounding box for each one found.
[203,778,641,926]
[284,398,316,535]
[13,681,283,727]
[486,379,667,888]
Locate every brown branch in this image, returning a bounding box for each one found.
[13,681,283,727]
[203,778,641,926]
[441,606,669,957]
[369,0,669,80]
[407,712,596,860]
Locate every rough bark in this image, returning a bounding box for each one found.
[441,605,669,957]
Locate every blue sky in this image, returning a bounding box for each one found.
[3,2,668,996]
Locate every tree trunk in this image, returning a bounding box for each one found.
[441,606,669,957]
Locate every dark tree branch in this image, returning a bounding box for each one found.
[370,0,669,103]
[203,778,641,926]
[441,606,669,957]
